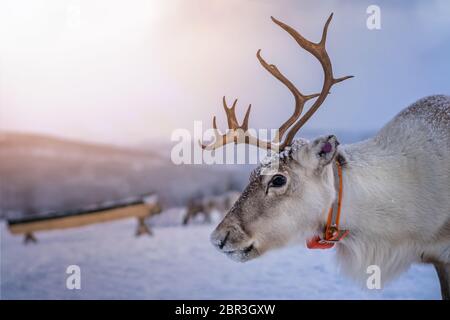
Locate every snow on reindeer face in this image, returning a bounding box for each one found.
[210,135,340,262]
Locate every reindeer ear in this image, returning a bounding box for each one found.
[291,135,339,171]
[312,135,340,168]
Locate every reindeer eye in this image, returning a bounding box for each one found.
[270,175,287,188]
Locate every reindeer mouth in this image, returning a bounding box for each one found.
[223,243,258,262]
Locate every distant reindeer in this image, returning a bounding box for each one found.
[183,191,240,226]
[202,15,450,299]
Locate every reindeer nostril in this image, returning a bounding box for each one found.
[218,231,230,250]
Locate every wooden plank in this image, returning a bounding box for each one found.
[8,197,148,225]
[8,204,151,234]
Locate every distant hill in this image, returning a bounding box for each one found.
[0,132,247,220]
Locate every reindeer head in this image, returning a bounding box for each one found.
[201,14,352,261]
[211,135,342,261]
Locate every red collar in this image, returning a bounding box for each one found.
[306,161,349,249]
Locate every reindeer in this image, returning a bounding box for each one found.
[183,191,240,226]
[201,14,450,299]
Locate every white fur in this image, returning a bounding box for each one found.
[335,95,450,285]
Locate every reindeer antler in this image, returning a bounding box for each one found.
[200,13,353,152]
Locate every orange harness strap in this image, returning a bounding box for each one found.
[306,161,349,249]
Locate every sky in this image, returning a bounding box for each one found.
[0,0,449,147]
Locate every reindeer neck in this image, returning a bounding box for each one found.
[337,139,404,237]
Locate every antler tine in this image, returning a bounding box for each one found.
[270,14,353,149]
[223,96,241,129]
[200,115,222,150]
[334,75,354,84]
[242,104,252,131]
[319,12,333,46]
[256,49,320,143]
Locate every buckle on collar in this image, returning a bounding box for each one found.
[306,235,335,249]
[326,226,349,242]
[306,229,349,250]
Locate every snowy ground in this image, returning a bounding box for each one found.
[0,213,441,300]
